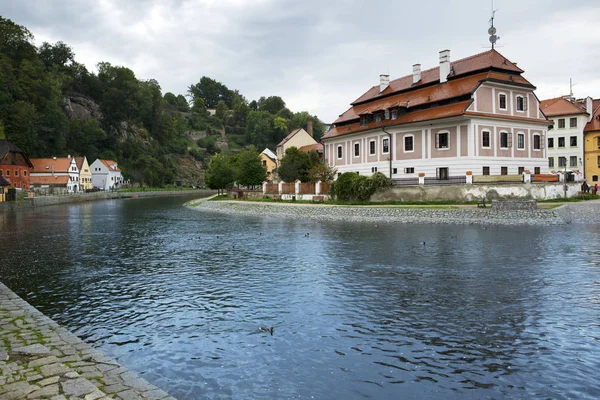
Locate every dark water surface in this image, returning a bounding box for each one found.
[1,195,599,399]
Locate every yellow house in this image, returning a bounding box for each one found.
[75,156,93,191]
[260,148,278,182]
[584,100,600,183]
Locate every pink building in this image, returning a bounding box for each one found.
[322,49,550,181]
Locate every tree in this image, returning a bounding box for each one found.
[176,94,189,112]
[257,95,286,115]
[245,110,274,149]
[188,76,232,108]
[38,41,75,71]
[215,100,229,122]
[277,146,312,183]
[308,162,337,183]
[191,96,206,114]
[164,92,177,107]
[235,147,267,188]
[290,111,327,141]
[205,153,236,194]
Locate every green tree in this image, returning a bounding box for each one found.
[188,76,233,108]
[277,146,312,182]
[164,92,177,107]
[245,110,274,149]
[308,162,337,183]
[290,112,327,141]
[235,146,267,188]
[205,153,236,194]
[215,100,229,122]
[258,95,286,115]
[38,41,75,71]
[176,94,189,112]
[191,96,206,114]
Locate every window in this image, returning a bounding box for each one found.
[360,115,373,126]
[592,175,598,181]
[570,156,578,167]
[5,170,9,176]
[517,133,525,149]
[548,157,554,168]
[436,167,449,180]
[435,132,449,149]
[354,143,360,157]
[337,145,342,159]
[371,167,378,173]
[384,110,390,120]
[14,170,18,177]
[570,117,577,128]
[262,160,267,167]
[391,110,398,120]
[598,155,600,165]
[0,170,2,175]
[404,136,414,152]
[534,167,541,174]
[558,119,565,128]
[518,167,524,175]
[393,168,397,174]
[482,166,490,175]
[404,167,415,173]
[499,93,507,110]
[597,137,600,147]
[382,138,389,154]
[23,171,27,176]
[369,140,376,155]
[558,157,566,167]
[482,131,490,148]
[374,114,382,123]
[516,96,525,111]
[548,137,554,148]
[533,134,542,150]
[558,137,565,147]
[500,132,511,148]
[501,166,508,175]
[570,136,577,147]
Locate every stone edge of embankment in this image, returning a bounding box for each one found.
[186,199,574,226]
[0,282,177,400]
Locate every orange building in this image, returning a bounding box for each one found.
[0,140,34,190]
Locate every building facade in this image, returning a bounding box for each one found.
[540,97,591,181]
[75,156,93,191]
[322,49,549,180]
[90,159,124,190]
[583,99,600,183]
[260,148,278,181]
[30,157,80,193]
[0,140,34,190]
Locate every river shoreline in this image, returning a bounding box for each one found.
[187,198,600,226]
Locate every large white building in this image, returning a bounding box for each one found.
[540,96,593,181]
[322,49,550,180]
[90,159,124,190]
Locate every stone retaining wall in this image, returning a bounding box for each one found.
[0,282,176,400]
[491,200,537,211]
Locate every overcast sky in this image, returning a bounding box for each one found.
[2,0,600,122]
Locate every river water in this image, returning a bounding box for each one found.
[0,195,599,399]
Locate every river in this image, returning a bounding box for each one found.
[0,195,599,399]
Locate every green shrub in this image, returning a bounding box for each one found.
[331,171,391,202]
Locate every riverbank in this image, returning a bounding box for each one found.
[0,282,176,400]
[187,198,600,225]
[0,189,216,211]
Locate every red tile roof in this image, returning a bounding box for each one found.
[30,175,70,186]
[584,99,600,132]
[30,158,72,173]
[299,143,324,153]
[351,49,524,105]
[100,159,121,172]
[539,97,587,117]
[75,156,86,171]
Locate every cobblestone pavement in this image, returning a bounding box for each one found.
[189,200,570,226]
[0,283,176,400]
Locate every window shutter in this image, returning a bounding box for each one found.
[508,133,513,148]
[523,97,528,111]
[541,135,545,149]
[435,133,440,149]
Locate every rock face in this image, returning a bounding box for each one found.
[61,94,102,121]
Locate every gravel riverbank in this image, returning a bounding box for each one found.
[186,199,595,226]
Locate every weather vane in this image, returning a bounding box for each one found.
[488,0,500,49]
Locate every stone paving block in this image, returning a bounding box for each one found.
[65,371,80,378]
[96,363,118,372]
[26,374,43,381]
[50,395,67,400]
[61,377,101,397]
[26,383,59,398]
[40,362,70,377]
[84,389,107,400]
[1,380,39,398]
[103,383,129,394]
[143,388,171,400]
[28,355,59,368]
[116,389,144,400]
[37,375,60,386]
[12,344,51,355]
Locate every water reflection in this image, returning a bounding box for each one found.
[0,196,599,399]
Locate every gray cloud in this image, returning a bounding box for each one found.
[2,0,599,122]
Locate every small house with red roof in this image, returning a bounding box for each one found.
[322,49,550,180]
[276,119,323,160]
[0,140,34,191]
[540,96,592,181]
[75,156,92,191]
[90,159,124,190]
[30,156,80,193]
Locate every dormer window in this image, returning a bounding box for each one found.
[390,109,398,120]
[374,113,382,124]
[384,110,390,120]
[360,115,373,126]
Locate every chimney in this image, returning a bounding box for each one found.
[412,64,421,84]
[380,74,390,93]
[439,49,451,83]
[307,119,313,137]
[586,96,593,122]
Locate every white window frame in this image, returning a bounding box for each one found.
[382,138,390,154]
[517,132,525,149]
[404,135,415,153]
[558,118,565,129]
[353,142,360,158]
[548,157,554,168]
[499,131,509,149]
[498,92,507,110]
[570,117,577,128]
[516,95,525,112]
[482,130,491,148]
[369,140,376,156]
[435,131,450,150]
[533,134,542,151]
[337,145,343,159]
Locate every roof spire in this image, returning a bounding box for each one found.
[488,0,500,49]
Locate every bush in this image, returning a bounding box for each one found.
[331,171,391,202]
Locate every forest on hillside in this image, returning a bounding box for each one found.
[0,16,326,186]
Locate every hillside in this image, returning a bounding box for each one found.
[0,16,327,186]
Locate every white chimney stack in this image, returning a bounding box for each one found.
[412,64,421,84]
[586,96,594,122]
[380,74,390,93]
[439,49,451,83]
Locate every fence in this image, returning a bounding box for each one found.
[392,178,419,187]
[281,183,295,194]
[320,182,331,194]
[532,174,559,183]
[299,183,316,194]
[473,174,523,184]
[265,184,278,194]
[424,176,467,186]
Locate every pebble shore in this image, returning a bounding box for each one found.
[188,200,578,226]
[0,282,176,400]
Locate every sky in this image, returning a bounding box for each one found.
[2,0,600,123]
